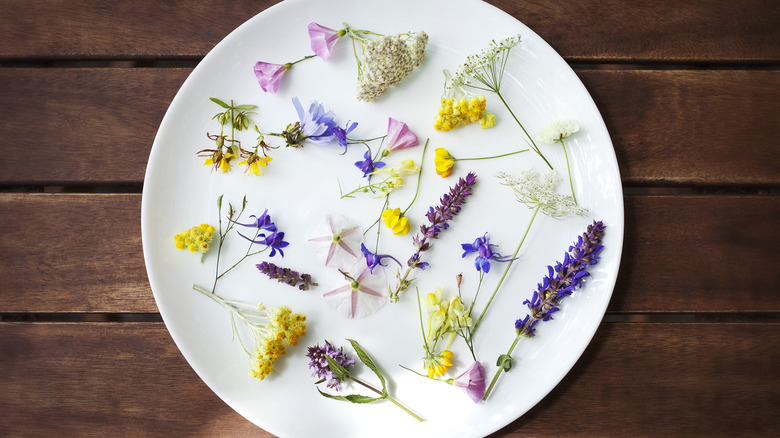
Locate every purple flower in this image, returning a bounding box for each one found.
[354,150,386,178]
[229,209,277,233]
[461,233,516,273]
[515,220,606,336]
[360,243,400,273]
[308,22,343,60]
[331,121,358,151]
[292,97,338,144]
[257,261,317,291]
[306,342,355,391]
[384,118,419,153]
[451,361,486,403]
[253,62,287,93]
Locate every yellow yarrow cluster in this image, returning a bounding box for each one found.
[434,95,495,132]
[248,305,307,381]
[381,208,410,235]
[174,224,216,254]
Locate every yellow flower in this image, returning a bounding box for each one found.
[434,148,455,178]
[425,349,454,378]
[479,112,496,129]
[239,154,273,176]
[174,224,215,254]
[217,152,235,173]
[381,208,410,235]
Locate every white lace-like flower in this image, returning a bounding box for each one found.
[321,259,388,318]
[496,169,587,217]
[307,214,363,268]
[538,120,580,144]
[356,31,429,102]
[455,35,521,91]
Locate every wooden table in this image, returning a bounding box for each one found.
[1,0,778,436]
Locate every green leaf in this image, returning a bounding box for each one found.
[347,339,386,391]
[216,194,223,211]
[316,388,383,404]
[496,353,513,372]
[209,97,230,108]
[324,354,351,382]
[234,104,257,110]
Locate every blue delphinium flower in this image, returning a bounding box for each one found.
[229,209,277,233]
[330,121,358,152]
[354,150,386,178]
[360,243,400,273]
[231,209,289,257]
[460,233,515,273]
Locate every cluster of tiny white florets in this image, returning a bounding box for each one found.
[537,119,580,144]
[357,31,428,102]
[496,169,587,217]
[454,35,521,90]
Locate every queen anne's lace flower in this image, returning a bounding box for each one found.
[538,119,580,144]
[496,169,587,217]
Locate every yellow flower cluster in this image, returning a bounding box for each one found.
[381,208,410,235]
[174,224,216,254]
[433,96,495,132]
[249,306,307,381]
[421,289,473,378]
[434,148,456,178]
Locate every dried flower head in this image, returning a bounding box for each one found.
[496,169,587,217]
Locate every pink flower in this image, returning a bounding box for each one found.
[253,61,287,93]
[308,22,342,60]
[384,118,419,152]
[321,259,388,319]
[452,361,486,403]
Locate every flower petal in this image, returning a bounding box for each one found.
[253,62,287,93]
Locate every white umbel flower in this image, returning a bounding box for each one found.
[538,120,580,144]
[496,169,587,217]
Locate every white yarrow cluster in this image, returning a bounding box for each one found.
[496,169,587,218]
[454,35,521,88]
[538,120,580,144]
[357,31,428,102]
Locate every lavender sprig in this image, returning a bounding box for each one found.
[257,261,317,291]
[389,172,477,302]
[482,220,606,400]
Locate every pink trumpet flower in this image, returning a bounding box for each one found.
[451,361,487,403]
[253,61,287,93]
[308,22,343,61]
[384,118,419,152]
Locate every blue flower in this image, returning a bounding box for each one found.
[361,243,400,273]
[229,209,277,233]
[330,121,358,152]
[354,150,386,178]
[460,233,515,273]
[240,230,289,258]
[292,97,337,144]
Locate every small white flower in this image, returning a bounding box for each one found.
[321,259,388,318]
[307,214,364,269]
[538,120,580,144]
[496,169,587,217]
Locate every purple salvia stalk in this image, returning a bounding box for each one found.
[389,172,477,302]
[257,261,317,291]
[483,220,606,400]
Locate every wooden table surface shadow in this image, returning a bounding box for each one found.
[0,0,778,436]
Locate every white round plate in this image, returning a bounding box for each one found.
[142,0,623,436]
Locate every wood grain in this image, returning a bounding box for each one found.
[0,0,777,62]
[1,68,778,186]
[1,193,777,313]
[0,322,776,436]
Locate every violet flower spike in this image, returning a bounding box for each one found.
[448,361,486,403]
[483,220,606,401]
[306,342,355,391]
[361,243,401,273]
[253,62,287,93]
[384,118,419,153]
[257,261,317,291]
[308,23,344,60]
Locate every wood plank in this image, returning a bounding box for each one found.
[0,322,776,436]
[0,0,777,62]
[1,193,778,313]
[1,68,778,186]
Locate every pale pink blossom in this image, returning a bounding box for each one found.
[452,361,486,403]
[253,61,287,93]
[308,22,342,61]
[384,118,419,152]
[321,259,387,318]
[307,214,363,269]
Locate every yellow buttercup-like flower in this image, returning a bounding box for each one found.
[239,154,273,176]
[425,349,454,378]
[381,207,411,235]
[434,148,456,178]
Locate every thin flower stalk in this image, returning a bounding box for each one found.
[538,119,581,203]
[482,220,606,400]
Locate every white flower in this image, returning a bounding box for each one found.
[496,169,587,217]
[307,214,364,268]
[538,120,580,144]
[321,259,388,318]
[356,31,428,102]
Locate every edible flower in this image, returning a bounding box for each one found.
[331,121,359,152]
[384,118,419,152]
[354,150,386,178]
[307,214,364,269]
[308,22,345,60]
[360,243,401,274]
[321,260,387,318]
[446,361,486,403]
[434,148,455,177]
[306,341,355,390]
[538,119,581,203]
[253,62,288,93]
[174,223,215,254]
[461,233,516,273]
[256,261,317,291]
[381,207,410,235]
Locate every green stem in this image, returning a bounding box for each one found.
[482,332,523,400]
[349,376,424,422]
[455,148,528,162]
[402,139,428,215]
[560,138,577,204]
[285,54,316,69]
[495,91,553,169]
[470,205,541,337]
